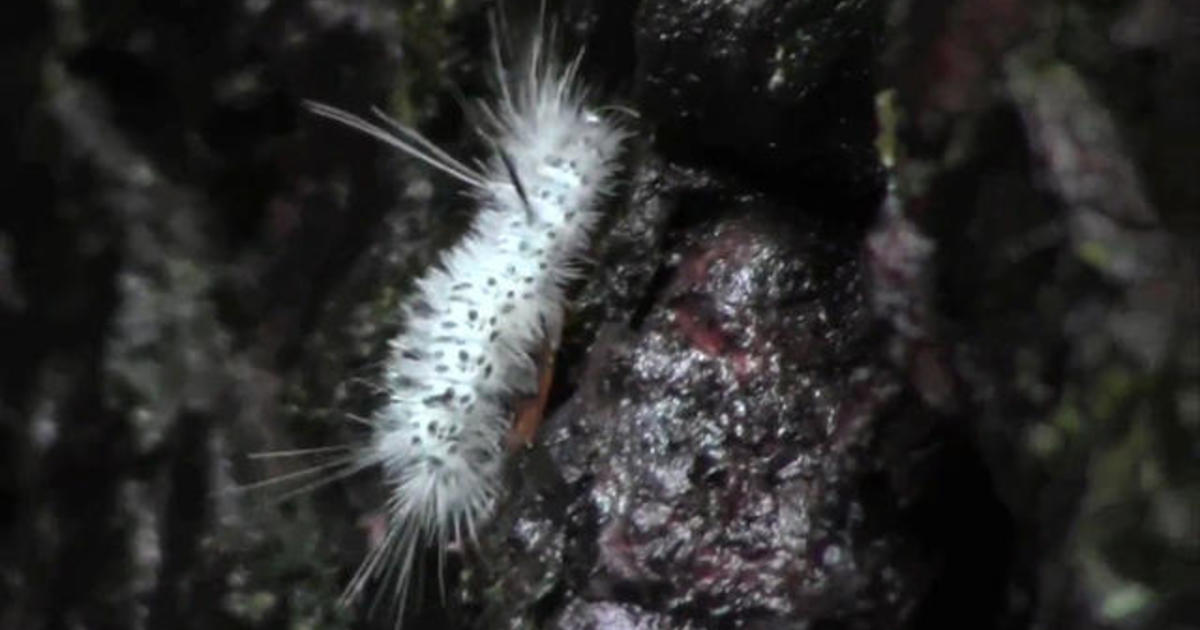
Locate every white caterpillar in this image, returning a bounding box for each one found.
[298,13,627,624]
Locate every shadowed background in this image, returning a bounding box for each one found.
[1,0,1197,629]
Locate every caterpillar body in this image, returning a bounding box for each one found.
[298,13,628,625]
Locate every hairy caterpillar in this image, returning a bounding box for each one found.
[271,7,628,625]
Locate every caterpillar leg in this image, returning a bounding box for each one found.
[509,340,556,449]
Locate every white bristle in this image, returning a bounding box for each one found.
[299,10,628,626]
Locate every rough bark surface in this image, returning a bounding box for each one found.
[2,0,1196,629]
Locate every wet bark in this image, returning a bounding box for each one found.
[2,0,1196,629]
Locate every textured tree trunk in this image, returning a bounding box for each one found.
[2,1,1196,629]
